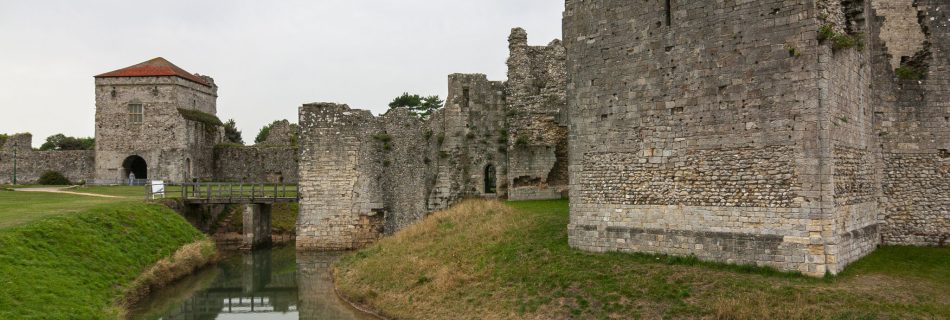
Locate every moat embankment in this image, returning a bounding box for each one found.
[127,244,376,320]
[0,202,212,319]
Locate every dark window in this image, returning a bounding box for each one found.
[484,164,497,194]
[665,0,672,26]
[462,88,471,109]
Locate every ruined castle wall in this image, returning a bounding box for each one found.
[565,0,838,275]
[297,103,384,250]
[872,0,950,246]
[818,0,882,269]
[377,109,431,232]
[506,28,569,200]
[427,74,509,210]
[0,134,95,184]
[213,145,298,183]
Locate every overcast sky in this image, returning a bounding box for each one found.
[0,0,563,147]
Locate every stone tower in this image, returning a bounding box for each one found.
[94,57,222,183]
[564,0,948,276]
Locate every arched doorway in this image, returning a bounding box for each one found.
[122,155,148,181]
[484,164,497,194]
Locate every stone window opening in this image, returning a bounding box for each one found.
[484,164,497,194]
[462,87,471,109]
[664,0,672,26]
[185,158,192,179]
[128,103,143,124]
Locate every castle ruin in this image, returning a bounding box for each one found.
[296,29,569,249]
[564,0,948,276]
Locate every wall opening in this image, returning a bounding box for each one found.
[484,164,497,194]
[122,155,148,181]
[665,0,672,26]
[462,87,471,109]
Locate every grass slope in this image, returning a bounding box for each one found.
[0,190,128,228]
[334,200,950,319]
[0,202,208,319]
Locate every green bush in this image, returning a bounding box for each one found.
[37,171,70,185]
[895,66,925,80]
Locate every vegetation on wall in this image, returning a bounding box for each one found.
[388,93,444,119]
[178,108,223,127]
[39,134,94,151]
[0,134,8,148]
[223,119,244,145]
[895,65,926,80]
[817,24,864,52]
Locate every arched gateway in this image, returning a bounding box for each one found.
[122,155,148,180]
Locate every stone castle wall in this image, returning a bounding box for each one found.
[564,0,871,275]
[872,0,949,246]
[506,28,569,200]
[565,0,948,275]
[0,134,95,184]
[297,103,385,250]
[213,145,298,183]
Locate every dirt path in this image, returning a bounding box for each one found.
[13,187,123,199]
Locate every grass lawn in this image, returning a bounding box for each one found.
[334,199,950,319]
[0,201,209,319]
[0,190,133,228]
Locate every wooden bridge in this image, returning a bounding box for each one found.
[146,182,299,250]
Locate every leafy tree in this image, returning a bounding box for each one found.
[224,119,244,145]
[388,93,444,119]
[39,134,94,151]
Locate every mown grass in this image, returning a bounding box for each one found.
[334,199,950,319]
[0,202,209,319]
[0,189,130,228]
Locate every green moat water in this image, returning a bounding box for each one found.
[129,244,375,320]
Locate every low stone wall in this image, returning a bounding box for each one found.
[213,145,298,183]
[0,134,95,184]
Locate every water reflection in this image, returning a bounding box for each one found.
[129,245,375,320]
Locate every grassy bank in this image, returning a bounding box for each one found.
[0,201,213,318]
[0,190,130,228]
[334,200,949,319]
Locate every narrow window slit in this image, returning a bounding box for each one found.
[665,0,672,26]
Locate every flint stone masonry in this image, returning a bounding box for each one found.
[872,0,950,246]
[296,29,568,250]
[94,66,223,183]
[566,0,947,276]
[0,134,95,184]
[213,145,298,183]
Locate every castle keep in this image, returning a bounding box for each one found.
[94,57,222,183]
[564,0,948,275]
[0,57,299,185]
[296,29,568,249]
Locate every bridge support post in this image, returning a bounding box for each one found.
[242,203,272,250]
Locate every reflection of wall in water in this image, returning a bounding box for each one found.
[297,251,376,320]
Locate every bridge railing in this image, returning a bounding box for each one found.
[144,182,298,203]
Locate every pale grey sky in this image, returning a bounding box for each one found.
[0,0,563,146]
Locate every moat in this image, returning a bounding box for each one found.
[128,244,375,320]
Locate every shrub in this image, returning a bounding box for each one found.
[895,66,925,80]
[37,171,70,185]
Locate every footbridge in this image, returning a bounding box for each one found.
[147,182,299,250]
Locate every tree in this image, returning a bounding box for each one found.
[224,119,244,145]
[388,93,444,119]
[39,134,94,151]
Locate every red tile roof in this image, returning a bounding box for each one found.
[95,57,211,87]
